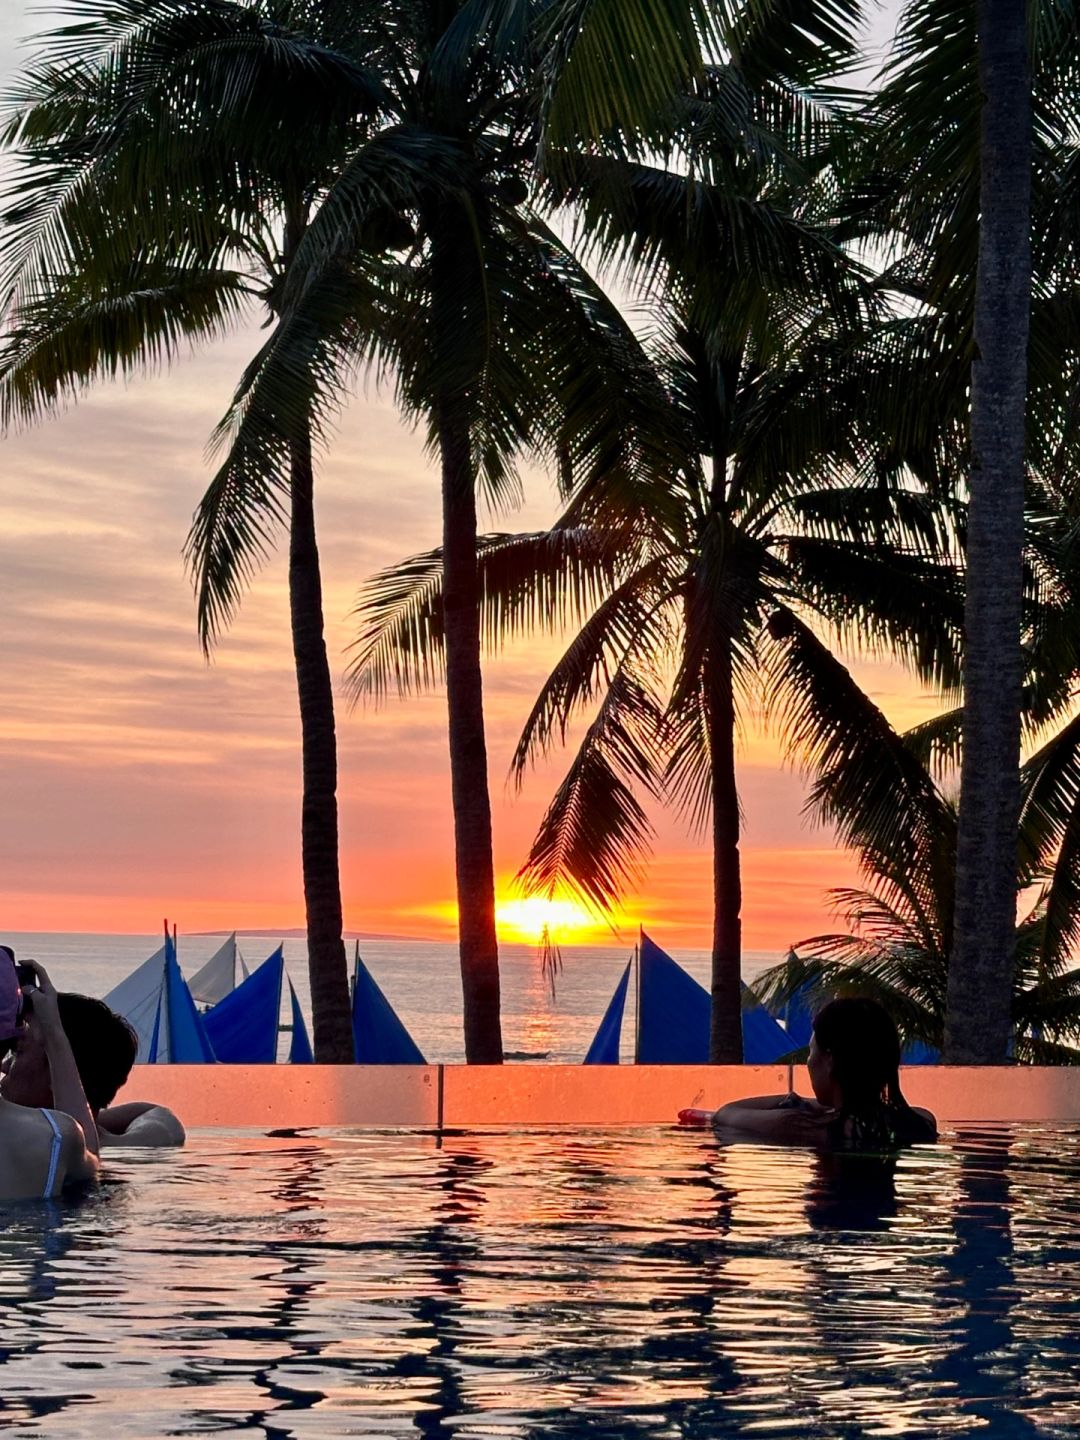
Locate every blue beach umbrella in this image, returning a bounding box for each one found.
[288,982,314,1064]
[352,952,425,1064]
[149,933,216,1063]
[203,945,285,1063]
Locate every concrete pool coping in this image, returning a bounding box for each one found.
[116,1064,1080,1128]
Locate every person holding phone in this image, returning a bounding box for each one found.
[18,992,185,1148]
[0,948,99,1198]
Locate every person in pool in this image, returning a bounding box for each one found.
[678,996,937,1149]
[1,991,185,1148]
[0,953,99,1198]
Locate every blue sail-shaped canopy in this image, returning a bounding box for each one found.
[637,935,710,1062]
[901,1038,939,1064]
[771,961,816,1050]
[741,986,798,1063]
[203,946,284,1063]
[585,933,796,1063]
[352,952,425,1063]
[583,962,631,1064]
[766,962,939,1063]
[104,941,167,1062]
[288,981,314,1063]
[149,933,217,1063]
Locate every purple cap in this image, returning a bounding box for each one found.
[0,948,25,1042]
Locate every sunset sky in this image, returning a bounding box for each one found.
[0,1,936,952]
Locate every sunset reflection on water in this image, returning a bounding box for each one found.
[0,1125,1078,1436]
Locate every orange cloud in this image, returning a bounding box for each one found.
[0,6,932,961]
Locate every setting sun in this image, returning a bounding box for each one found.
[495,894,621,944]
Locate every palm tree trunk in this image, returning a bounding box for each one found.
[945,0,1031,1064]
[289,422,353,1062]
[707,631,743,1063]
[439,401,503,1064]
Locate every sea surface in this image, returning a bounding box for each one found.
[1,1124,1077,1437]
[0,931,782,1064]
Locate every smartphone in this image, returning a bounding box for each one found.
[15,962,38,989]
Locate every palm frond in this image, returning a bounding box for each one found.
[0,259,250,428]
[2,0,387,305]
[761,609,956,940]
[344,525,635,702]
[902,706,964,777]
[185,257,374,647]
[1018,709,1080,890]
[781,534,964,692]
[516,661,667,913]
[509,558,676,780]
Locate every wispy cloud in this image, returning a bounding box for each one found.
[0,1,931,950]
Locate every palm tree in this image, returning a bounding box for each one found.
[231,0,711,1059]
[2,0,709,1062]
[855,0,1080,1060]
[755,699,1080,1064]
[348,62,968,1060]
[756,461,1080,1061]
[947,0,1033,1063]
[0,0,406,1060]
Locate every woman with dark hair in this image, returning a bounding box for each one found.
[679,996,937,1149]
[0,952,99,1198]
[3,992,185,1148]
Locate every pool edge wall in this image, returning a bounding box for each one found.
[119,1064,1080,1127]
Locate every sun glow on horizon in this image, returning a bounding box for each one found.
[495,894,625,944]
[416,891,631,945]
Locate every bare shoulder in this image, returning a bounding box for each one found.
[48,1110,100,1185]
[99,1104,185,1149]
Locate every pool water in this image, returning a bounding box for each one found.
[2,1125,1078,1437]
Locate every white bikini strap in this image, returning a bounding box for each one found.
[41,1108,63,1197]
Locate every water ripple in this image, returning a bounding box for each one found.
[0,1125,1078,1436]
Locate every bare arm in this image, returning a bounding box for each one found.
[98,1103,185,1148]
[679,1094,815,1126]
[709,1102,829,1143]
[24,961,100,1157]
[98,1100,185,1146]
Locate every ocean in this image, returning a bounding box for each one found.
[1,931,782,1063]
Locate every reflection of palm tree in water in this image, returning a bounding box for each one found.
[623,1147,739,1437]
[937,1128,1039,1435]
[797,1131,1039,1436]
[225,1138,494,1436]
[246,1142,331,1430]
[398,1144,493,1440]
[792,1147,935,1432]
[490,1139,738,1440]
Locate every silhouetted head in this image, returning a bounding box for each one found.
[1,992,137,1115]
[808,997,903,1113]
[58,994,138,1111]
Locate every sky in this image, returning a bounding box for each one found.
[0,0,933,952]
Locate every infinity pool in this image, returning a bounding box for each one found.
[1,1125,1078,1437]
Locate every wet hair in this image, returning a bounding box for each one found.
[812,997,929,1150]
[57,993,138,1112]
